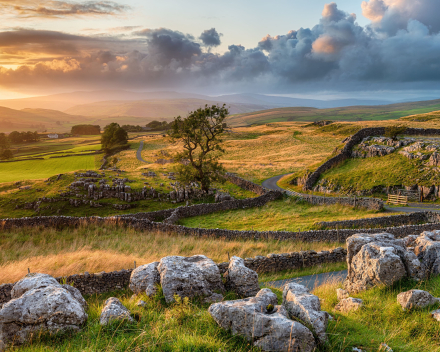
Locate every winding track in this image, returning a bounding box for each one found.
[262,173,440,213]
[136,141,150,164]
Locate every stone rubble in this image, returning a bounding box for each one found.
[209,288,316,352]
[224,256,260,297]
[335,297,363,313]
[397,289,439,310]
[99,297,133,325]
[282,282,329,343]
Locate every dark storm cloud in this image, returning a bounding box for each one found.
[0,0,129,18]
[1,1,440,93]
[199,28,222,47]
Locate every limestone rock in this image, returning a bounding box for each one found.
[225,256,259,297]
[431,309,440,321]
[379,343,393,352]
[99,297,134,325]
[11,273,60,299]
[283,283,329,343]
[157,255,224,303]
[397,289,439,310]
[209,288,316,352]
[0,284,87,347]
[429,152,440,167]
[335,297,363,312]
[336,289,349,301]
[62,284,88,310]
[129,262,160,296]
[215,192,234,202]
[344,233,425,293]
[414,231,440,276]
[137,300,147,307]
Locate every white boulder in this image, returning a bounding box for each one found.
[224,256,259,297]
[129,262,160,297]
[99,297,134,325]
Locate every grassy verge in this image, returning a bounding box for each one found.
[321,153,440,191]
[178,198,387,232]
[0,225,342,284]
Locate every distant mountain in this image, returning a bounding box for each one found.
[0,106,87,133]
[0,90,393,112]
[214,93,390,109]
[64,98,275,118]
[0,90,208,111]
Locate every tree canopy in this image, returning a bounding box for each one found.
[101,123,129,153]
[168,104,229,192]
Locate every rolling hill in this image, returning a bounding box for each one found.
[228,98,440,126]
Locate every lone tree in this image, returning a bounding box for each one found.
[101,123,129,153]
[169,104,229,192]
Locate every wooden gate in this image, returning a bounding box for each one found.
[387,194,408,206]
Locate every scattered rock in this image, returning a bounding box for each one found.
[282,282,329,343]
[225,256,259,297]
[215,192,234,202]
[397,289,439,310]
[129,262,160,297]
[431,309,440,321]
[0,274,87,348]
[344,233,424,293]
[336,288,349,301]
[335,297,363,313]
[137,300,147,307]
[99,297,134,325]
[209,288,316,352]
[379,343,393,351]
[157,255,224,303]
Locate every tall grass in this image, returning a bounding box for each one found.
[0,225,341,284]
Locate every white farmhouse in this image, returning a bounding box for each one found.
[47,133,58,139]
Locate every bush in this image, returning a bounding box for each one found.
[384,125,407,140]
[101,123,129,153]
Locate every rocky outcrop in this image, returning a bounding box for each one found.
[214,191,234,203]
[344,233,425,293]
[336,289,349,301]
[225,256,260,297]
[209,288,316,352]
[0,273,87,348]
[99,297,133,325]
[397,289,439,310]
[129,262,160,296]
[335,297,363,312]
[414,231,440,276]
[282,283,329,343]
[428,152,440,166]
[158,255,224,303]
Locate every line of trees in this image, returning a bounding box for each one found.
[120,121,174,132]
[0,133,12,160]
[8,131,40,144]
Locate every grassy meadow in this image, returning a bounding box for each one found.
[179,197,387,232]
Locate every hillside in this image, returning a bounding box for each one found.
[64,98,274,118]
[228,98,440,126]
[0,106,88,133]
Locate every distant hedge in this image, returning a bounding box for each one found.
[71,125,101,135]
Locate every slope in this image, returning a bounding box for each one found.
[228,98,440,125]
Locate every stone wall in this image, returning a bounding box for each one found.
[301,127,440,190]
[316,211,440,229]
[0,247,347,305]
[298,193,384,211]
[224,173,268,196]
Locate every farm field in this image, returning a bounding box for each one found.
[0,155,96,183]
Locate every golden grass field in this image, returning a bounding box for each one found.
[0,224,342,284]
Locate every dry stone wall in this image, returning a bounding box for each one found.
[317,211,440,229]
[298,193,383,211]
[0,247,346,305]
[302,127,440,190]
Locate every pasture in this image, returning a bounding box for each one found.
[0,155,96,183]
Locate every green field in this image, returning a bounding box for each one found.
[0,155,96,183]
[179,198,387,232]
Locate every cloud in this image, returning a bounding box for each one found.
[362,0,440,35]
[0,0,129,18]
[199,28,222,47]
[1,1,440,94]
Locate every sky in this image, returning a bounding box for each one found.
[0,0,440,100]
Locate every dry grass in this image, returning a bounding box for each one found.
[0,224,342,284]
